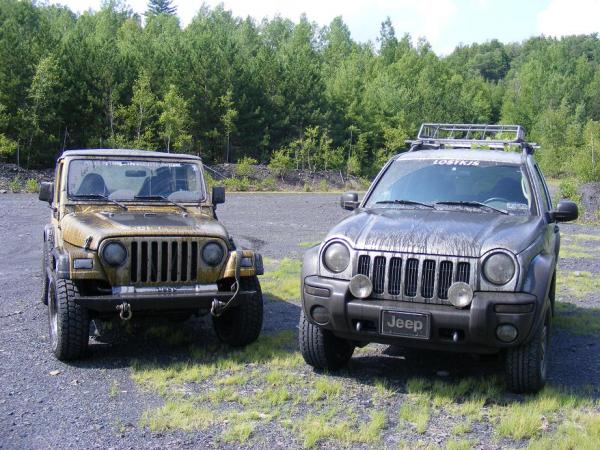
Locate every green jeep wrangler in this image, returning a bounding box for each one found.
[39,149,264,360]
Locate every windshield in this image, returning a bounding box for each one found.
[67,159,205,203]
[365,158,533,215]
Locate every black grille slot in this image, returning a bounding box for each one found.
[161,242,169,281]
[131,242,138,282]
[140,241,148,282]
[181,242,188,282]
[372,256,386,294]
[170,242,178,282]
[388,257,402,295]
[357,255,370,276]
[404,258,419,297]
[438,261,453,299]
[456,262,470,283]
[191,242,198,281]
[421,260,436,299]
[150,241,158,282]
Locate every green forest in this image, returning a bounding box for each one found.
[0,0,599,182]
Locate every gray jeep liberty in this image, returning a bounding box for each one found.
[299,123,579,393]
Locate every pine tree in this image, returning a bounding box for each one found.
[146,0,177,16]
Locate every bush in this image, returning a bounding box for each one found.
[235,156,257,178]
[223,177,250,192]
[268,149,293,180]
[318,179,328,192]
[258,176,277,191]
[25,178,39,193]
[347,155,361,176]
[559,179,581,202]
[8,176,21,192]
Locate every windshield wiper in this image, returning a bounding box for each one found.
[134,195,188,212]
[72,194,128,210]
[375,199,434,209]
[434,201,508,215]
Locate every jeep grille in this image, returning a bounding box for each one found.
[355,253,475,305]
[130,239,201,284]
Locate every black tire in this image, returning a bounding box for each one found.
[505,311,551,394]
[48,278,90,360]
[41,229,54,305]
[299,311,355,370]
[212,276,263,347]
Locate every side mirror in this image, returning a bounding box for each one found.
[340,192,359,211]
[212,186,225,206]
[549,200,578,222]
[39,182,54,204]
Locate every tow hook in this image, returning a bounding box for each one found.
[116,302,132,321]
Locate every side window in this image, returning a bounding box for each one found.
[533,164,552,211]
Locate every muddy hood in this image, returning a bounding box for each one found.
[326,209,544,258]
[61,211,229,250]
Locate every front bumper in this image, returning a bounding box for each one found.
[76,289,255,312]
[302,275,538,353]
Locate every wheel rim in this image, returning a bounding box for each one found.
[540,324,548,380]
[48,282,58,349]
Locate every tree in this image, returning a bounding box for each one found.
[219,89,238,162]
[159,84,191,152]
[146,0,176,16]
[113,70,158,149]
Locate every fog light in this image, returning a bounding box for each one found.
[349,274,373,299]
[496,324,518,343]
[448,282,473,308]
[310,305,329,324]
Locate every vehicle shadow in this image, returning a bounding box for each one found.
[71,293,301,369]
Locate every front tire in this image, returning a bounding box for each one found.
[48,278,90,360]
[41,229,54,305]
[505,311,551,393]
[213,276,263,347]
[299,311,354,370]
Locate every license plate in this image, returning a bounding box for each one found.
[380,310,430,339]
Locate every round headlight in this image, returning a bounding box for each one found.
[448,282,473,309]
[349,274,373,299]
[483,252,515,285]
[322,242,350,273]
[102,242,127,267]
[202,242,224,266]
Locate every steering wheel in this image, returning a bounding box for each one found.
[483,197,509,204]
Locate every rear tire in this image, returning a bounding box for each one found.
[213,276,263,347]
[299,311,354,370]
[505,311,550,393]
[48,278,90,360]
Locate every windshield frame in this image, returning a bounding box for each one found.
[362,155,538,216]
[65,157,207,205]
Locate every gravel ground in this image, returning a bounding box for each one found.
[1,193,599,449]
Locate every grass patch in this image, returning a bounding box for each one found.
[446,439,475,450]
[560,242,596,258]
[554,302,600,335]
[399,396,430,434]
[527,411,600,450]
[140,401,214,432]
[222,422,255,443]
[491,387,594,440]
[307,378,343,403]
[260,258,302,301]
[296,410,385,448]
[557,270,600,299]
[109,380,120,398]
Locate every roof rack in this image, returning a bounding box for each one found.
[406,123,539,154]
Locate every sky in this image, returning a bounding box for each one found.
[52,0,600,55]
